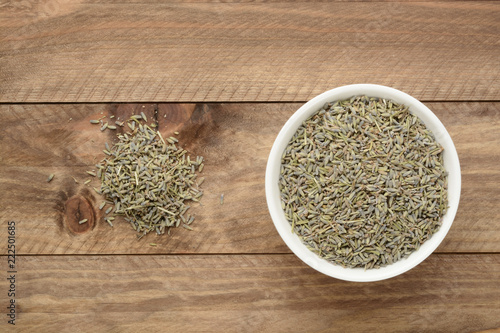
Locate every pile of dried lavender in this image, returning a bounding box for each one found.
[88,113,204,238]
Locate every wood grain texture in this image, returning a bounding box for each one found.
[0,254,499,332]
[0,102,499,254]
[1,2,499,102]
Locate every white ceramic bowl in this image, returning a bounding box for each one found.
[265,84,461,282]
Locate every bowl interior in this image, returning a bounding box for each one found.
[265,84,461,282]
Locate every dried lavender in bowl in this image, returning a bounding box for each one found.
[279,96,448,269]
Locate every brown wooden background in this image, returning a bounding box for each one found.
[1,0,500,332]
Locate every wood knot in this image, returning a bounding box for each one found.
[64,195,95,234]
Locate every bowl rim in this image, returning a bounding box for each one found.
[265,84,461,282]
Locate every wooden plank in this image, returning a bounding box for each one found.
[69,0,497,3]
[0,102,499,254]
[1,2,499,102]
[428,102,500,252]
[0,103,287,255]
[0,254,499,332]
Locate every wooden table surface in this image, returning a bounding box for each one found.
[1,1,500,332]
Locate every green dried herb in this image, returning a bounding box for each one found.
[279,96,448,269]
[94,116,204,238]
